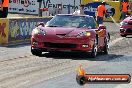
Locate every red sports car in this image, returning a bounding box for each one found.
[31,14,110,57]
[120,15,132,37]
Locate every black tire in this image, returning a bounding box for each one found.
[107,33,110,42]
[121,34,127,37]
[102,38,109,54]
[90,40,98,58]
[31,48,42,56]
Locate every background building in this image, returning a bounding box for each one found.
[9,0,80,16]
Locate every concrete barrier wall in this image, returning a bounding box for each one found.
[0,17,52,46]
[0,19,9,45]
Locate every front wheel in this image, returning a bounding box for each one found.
[31,48,42,56]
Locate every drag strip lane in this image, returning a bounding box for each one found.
[0,36,125,88]
[109,37,123,47]
[31,37,132,88]
[0,37,127,88]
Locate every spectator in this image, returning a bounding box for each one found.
[96,1,107,24]
[0,0,9,18]
[0,0,3,18]
[0,0,2,9]
[120,0,129,20]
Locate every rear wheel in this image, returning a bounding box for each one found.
[90,40,97,58]
[31,48,42,56]
[102,38,109,54]
[107,33,110,42]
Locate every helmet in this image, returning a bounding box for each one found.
[101,1,106,5]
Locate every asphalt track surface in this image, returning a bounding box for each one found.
[0,18,132,88]
[31,33,132,88]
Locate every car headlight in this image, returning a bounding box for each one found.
[77,31,91,37]
[120,22,128,26]
[32,27,46,35]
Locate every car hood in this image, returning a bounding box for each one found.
[43,27,91,37]
[123,16,132,22]
[33,27,96,42]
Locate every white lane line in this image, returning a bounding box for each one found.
[109,37,123,47]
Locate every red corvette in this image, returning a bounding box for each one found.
[120,15,132,37]
[31,14,110,57]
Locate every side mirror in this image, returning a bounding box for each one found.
[98,25,106,29]
[36,22,45,27]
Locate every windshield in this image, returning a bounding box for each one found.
[45,15,96,28]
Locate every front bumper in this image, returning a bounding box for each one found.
[31,37,94,52]
[120,28,132,35]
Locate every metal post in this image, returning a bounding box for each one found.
[38,1,42,17]
[68,4,70,14]
[74,0,75,12]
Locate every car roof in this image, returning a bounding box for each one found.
[57,14,93,18]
